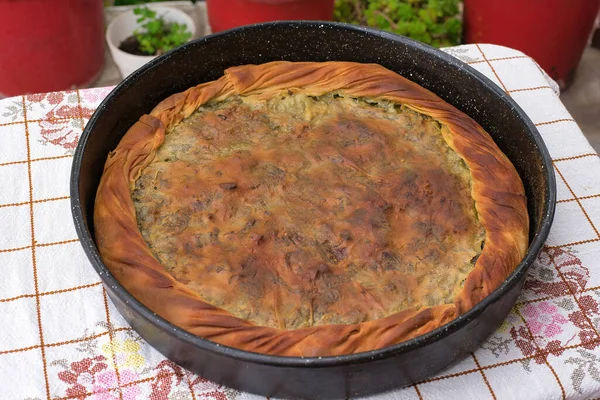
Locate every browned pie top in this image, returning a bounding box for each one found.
[132,93,485,330]
[94,61,529,356]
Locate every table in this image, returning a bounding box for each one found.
[0,44,598,400]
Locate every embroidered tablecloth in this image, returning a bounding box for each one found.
[1,44,599,400]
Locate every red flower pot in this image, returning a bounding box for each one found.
[464,0,600,90]
[0,0,105,97]
[206,0,335,33]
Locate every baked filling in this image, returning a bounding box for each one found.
[132,93,485,330]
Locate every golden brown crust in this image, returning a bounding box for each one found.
[94,61,529,356]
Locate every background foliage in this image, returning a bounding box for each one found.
[334,0,462,48]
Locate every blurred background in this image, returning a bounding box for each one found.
[0,0,599,149]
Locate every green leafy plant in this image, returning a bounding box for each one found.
[132,6,192,55]
[334,0,462,48]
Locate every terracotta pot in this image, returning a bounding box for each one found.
[463,0,600,90]
[0,0,105,97]
[206,0,335,33]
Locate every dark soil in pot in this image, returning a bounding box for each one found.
[119,36,154,56]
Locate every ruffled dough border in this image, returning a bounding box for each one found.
[94,62,528,357]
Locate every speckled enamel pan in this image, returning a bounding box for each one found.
[71,21,555,399]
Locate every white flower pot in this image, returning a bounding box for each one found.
[106,5,196,78]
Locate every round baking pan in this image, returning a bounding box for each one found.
[71,22,556,399]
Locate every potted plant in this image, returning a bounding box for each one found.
[106,4,196,78]
[206,0,335,33]
[334,0,462,48]
[463,0,600,90]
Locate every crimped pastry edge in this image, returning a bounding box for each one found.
[93,61,529,357]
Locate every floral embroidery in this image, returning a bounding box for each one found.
[524,249,572,298]
[50,321,237,399]
[150,361,186,400]
[56,355,109,398]
[22,90,96,151]
[511,247,600,372]
[522,301,569,337]
[102,338,145,370]
[480,309,522,360]
[37,104,93,151]
[82,87,114,103]
[149,360,238,399]
[565,349,600,394]
[92,369,140,400]
[27,92,65,106]
[1,100,27,121]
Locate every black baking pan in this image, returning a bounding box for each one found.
[71,21,556,399]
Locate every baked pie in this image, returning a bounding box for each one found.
[94,61,529,357]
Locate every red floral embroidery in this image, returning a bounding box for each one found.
[513,247,600,366]
[579,295,599,315]
[149,360,232,399]
[26,93,45,102]
[57,355,108,398]
[524,247,589,297]
[150,360,185,400]
[25,91,95,150]
[37,104,94,150]
[197,391,229,400]
[46,92,66,105]
[189,375,229,399]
